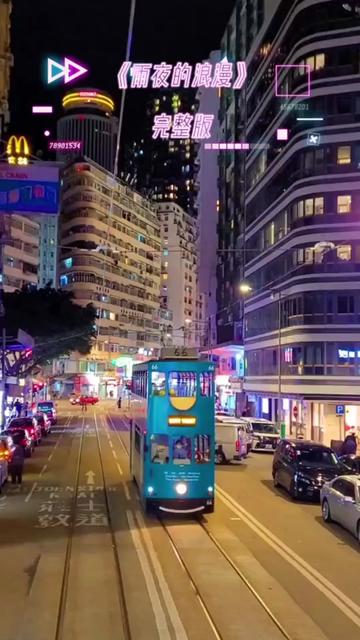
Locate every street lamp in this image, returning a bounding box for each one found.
[239,282,252,295]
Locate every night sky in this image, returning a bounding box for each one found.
[10,0,235,157]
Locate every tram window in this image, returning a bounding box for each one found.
[151,371,166,395]
[150,434,169,463]
[173,436,192,464]
[169,372,196,397]
[194,435,211,463]
[134,427,141,452]
[199,372,214,396]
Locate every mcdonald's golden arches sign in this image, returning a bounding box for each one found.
[6,135,30,165]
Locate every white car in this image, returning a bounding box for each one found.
[215,416,253,464]
[240,418,280,452]
[321,475,360,543]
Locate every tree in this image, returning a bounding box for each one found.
[3,285,97,378]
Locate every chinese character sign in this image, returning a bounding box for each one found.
[118,61,247,90]
[152,113,214,140]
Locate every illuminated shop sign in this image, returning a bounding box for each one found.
[338,349,360,359]
[0,165,60,215]
[6,135,30,165]
[118,60,247,90]
[48,141,82,151]
[47,57,88,85]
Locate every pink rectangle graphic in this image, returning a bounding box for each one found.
[227,143,235,150]
[219,143,227,150]
[32,106,53,114]
[204,143,212,149]
[212,143,219,150]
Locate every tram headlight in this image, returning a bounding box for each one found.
[175,482,187,496]
[207,486,213,493]
[147,486,154,494]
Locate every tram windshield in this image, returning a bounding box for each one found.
[169,372,197,397]
[150,434,212,464]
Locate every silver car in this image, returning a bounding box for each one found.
[321,475,360,543]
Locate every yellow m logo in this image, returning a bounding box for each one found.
[6,135,30,164]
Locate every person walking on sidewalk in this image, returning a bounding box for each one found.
[9,443,25,485]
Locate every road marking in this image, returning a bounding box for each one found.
[112,450,118,460]
[135,510,188,639]
[126,511,172,639]
[116,462,123,476]
[48,453,53,461]
[230,517,241,521]
[109,440,114,449]
[123,483,131,501]
[39,464,47,476]
[85,470,95,485]
[107,414,128,455]
[25,482,38,503]
[216,484,360,628]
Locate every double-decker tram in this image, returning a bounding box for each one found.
[129,349,215,514]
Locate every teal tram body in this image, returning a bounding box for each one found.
[129,357,215,514]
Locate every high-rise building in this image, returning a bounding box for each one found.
[217,0,268,345]
[1,214,39,291]
[56,158,161,397]
[57,89,117,171]
[122,91,198,215]
[0,0,12,141]
[195,50,221,349]
[156,202,201,347]
[38,215,59,287]
[219,0,360,444]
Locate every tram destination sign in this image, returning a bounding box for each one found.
[160,347,198,360]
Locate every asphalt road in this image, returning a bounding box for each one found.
[0,400,359,640]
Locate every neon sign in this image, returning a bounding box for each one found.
[62,90,114,112]
[152,112,214,140]
[6,136,30,165]
[47,57,88,85]
[32,106,53,114]
[118,61,247,90]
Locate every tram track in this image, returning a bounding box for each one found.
[53,414,131,640]
[106,411,294,640]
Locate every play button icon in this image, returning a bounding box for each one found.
[47,57,88,85]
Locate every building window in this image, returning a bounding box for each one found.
[304,198,314,216]
[337,295,354,314]
[337,245,351,261]
[337,146,351,165]
[337,195,352,214]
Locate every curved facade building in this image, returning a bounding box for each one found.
[57,89,117,171]
[219,1,360,444]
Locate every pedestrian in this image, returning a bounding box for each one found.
[80,397,87,412]
[340,432,357,456]
[24,401,29,417]
[9,442,25,485]
[117,396,122,409]
[14,399,22,417]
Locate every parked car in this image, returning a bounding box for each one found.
[321,476,360,543]
[339,455,360,474]
[3,428,32,457]
[272,439,346,500]
[34,412,51,436]
[215,415,253,464]
[240,418,280,452]
[8,417,41,446]
[79,395,99,405]
[37,401,57,424]
[0,436,11,488]
[69,395,80,405]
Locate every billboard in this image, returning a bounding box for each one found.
[0,163,60,214]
